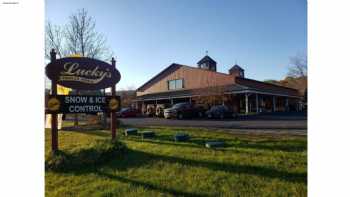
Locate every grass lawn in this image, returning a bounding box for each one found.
[45,124,307,197]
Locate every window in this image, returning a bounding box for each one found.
[201,63,208,69]
[168,79,184,90]
[172,102,186,109]
[175,79,183,89]
[168,80,176,90]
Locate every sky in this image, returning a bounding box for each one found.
[46,0,307,90]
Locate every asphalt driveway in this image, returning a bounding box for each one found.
[119,112,307,134]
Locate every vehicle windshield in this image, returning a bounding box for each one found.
[172,103,186,109]
[120,108,129,112]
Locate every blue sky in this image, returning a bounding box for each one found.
[46,0,307,90]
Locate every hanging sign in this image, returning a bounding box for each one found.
[46,95,121,114]
[45,57,121,90]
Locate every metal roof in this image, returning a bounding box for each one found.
[197,55,217,64]
[136,82,301,101]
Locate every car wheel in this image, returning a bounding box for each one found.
[207,113,212,118]
[178,113,183,119]
[219,113,224,119]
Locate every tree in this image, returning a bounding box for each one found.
[45,22,65,59]
[117,86,137,108]
[192,86,226,107]
[191,75,227,109]
[263,79,280,86]
[46,9,114,127]
[287,54,307,78]
[45,8,113,61]
[283,54,308,97]
[263,54,308,99]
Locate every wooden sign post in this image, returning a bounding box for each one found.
[111,57,117,140]
[46,49,121,152]
[50,49,58,152]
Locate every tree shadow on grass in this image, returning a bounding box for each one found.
[237,140,307,152]
[83,148,305,184]
[125,137,201,149]
[60,146,306,184]
[120,149,306,183]
[125,134,235,151]
[62,128,140,139]
[61,128,110,138]
[52,147,306,196]
[96,171,210,197]
[125,133,306,153]
[95,131,304,153]
[64,129,306,153]
[131,132,231,146]
[123,138,255,155]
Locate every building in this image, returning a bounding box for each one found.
[135,55,301,114]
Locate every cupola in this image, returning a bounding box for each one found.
[197,55,217,72]
[229,64,244,78]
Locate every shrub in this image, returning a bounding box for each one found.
[45,151,71,171]
[46,140,127,171]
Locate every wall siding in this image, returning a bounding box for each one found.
[137,66,235,96]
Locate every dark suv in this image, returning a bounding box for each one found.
[164,102,205,119]
[205,105,237,119]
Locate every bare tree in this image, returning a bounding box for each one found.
[65,9,113,60]
[116,85,137,108]
[288,54,307,78]
[46,9,114,127]
[45,8,113,61]
[285,53,308,97]
[192,86,228,108]
[191,76,227,109]
[45,22,67,59]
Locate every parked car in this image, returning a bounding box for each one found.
[163,102,205,119]
[155,104,172,117]
[116,107,138,118]
[205,105,237,119]
[146,104,156,117]
[195,104,208,118]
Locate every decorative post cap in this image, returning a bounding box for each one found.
[111,57,116,66]
[50,49,56,61]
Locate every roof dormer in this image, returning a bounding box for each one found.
[197,55,217,72]
[229,64,245,78]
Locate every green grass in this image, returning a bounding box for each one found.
[45,124,307,197]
